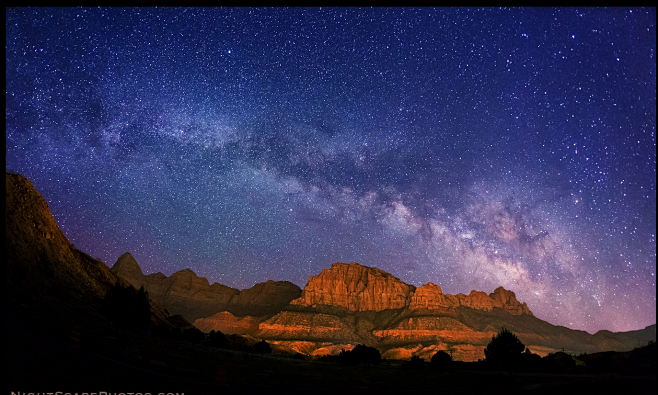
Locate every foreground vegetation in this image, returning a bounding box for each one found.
[6,283,656,395]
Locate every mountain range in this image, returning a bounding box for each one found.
[112,250,655,362]
[6,171,656,363]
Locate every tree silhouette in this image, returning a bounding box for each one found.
[520,347,542,369]
[431,350,453,370]
[484,327,525,368]
[206,330,228,348]
[103,283,151,331]
[337,344,382,366]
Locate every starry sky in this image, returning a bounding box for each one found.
[6,7,656,334]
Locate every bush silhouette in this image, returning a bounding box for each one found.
[431,350,453,370]
[337,344,381,366]
[520,347,542,369]
[484,327,525,368]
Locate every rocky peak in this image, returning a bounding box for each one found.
[289,262,533,316]
[225,280,302,316]
[408,282,453,310]
[425,282,443,294]
[290,262,416,311]
[489,286,533,316]
[111,252,145,289]
[456,290,496,311]
[406,283,532,316]
[110,254,303,321]
[113,252,143,274]
[232,280,301,307]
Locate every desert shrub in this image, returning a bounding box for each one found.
[484,327,526,369]
[431,350,453,370]
[337,344,382,366]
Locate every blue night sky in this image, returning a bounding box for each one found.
[6,7,656,333]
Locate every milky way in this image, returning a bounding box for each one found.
[6,7,656,333]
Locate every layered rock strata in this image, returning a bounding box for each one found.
[113,257,655,362]
[408,282,532,315]
[289,262,415,311]
[193,311,260,334]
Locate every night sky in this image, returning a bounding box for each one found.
[6,7,656,334]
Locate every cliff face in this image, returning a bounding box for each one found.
[188,261,654,362]
[111,253,301,322]
[193,311,260,334]
[257,311,359,342]
[231,280,303,314]
[407,283,452,310]
[285,262,532,316]
[184,262,542,361]
[407,283,532,316]
[489,286,533,315]
[290,262,416,311]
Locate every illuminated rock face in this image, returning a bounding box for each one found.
[257,311,358,341]
[113,258,654,363]
[290,262,416,311]
[289,262,532,316]
[193,311,259,335]
[113,256,530,324]
[408,283,452,310]
[489,286,533,315]
[407,282,532,316]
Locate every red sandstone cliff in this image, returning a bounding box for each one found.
[289,262,415,311]
[288,262,532,316]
